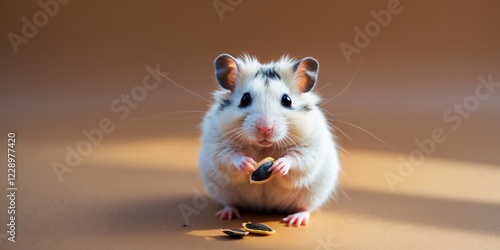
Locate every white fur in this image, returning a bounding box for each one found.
[199,54,340,215]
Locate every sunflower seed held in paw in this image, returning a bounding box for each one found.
[250,157,275,184]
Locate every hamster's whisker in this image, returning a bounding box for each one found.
[229,130,247,148]
[315,81,332,92]
[335,143,350,156]
[277,137,286,149]
[286,135,300,147]
[234,132,247,148]
[338,188,354,203]
[321,108,345,117]
[287,133,311,148]
[170,123,202,137]
[327,120,353,142]
[283,134,297,147]
[129,110,206,121]
[280,137,290,148]
[155,71,211,103]
[227,129,245,145]
[217,128,243,146]
[320,57,363,107]
[333,119,395,150]
[211,127,240,145]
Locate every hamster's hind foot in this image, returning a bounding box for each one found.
[282,211,310,227]
[215,205,241,220]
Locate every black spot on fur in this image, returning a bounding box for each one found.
[219,98,232,111]
[299,105,312,112]
[256,67,281,80]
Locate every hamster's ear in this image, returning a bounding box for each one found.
[293,57,319,93]
[215,54,239,91]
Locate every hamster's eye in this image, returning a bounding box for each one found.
[281,94,292,108]
[239,92,252,108]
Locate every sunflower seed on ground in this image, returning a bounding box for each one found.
[242,222,276,235]
[221,228,249,238]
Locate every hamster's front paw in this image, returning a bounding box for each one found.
[215,205,241,220]
[282,211,310,227]
[232,155,256,173]
[269,157,291,176]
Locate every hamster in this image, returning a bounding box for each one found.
[199,54,340,227]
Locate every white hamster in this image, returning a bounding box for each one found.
[199,54,340,227]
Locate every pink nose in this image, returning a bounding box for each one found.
[257,126,274,135]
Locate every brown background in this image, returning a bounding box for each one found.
[1,1,499,249]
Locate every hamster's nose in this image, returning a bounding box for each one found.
[257,125,274,135]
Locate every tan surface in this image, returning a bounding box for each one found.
[1,1,500,249]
